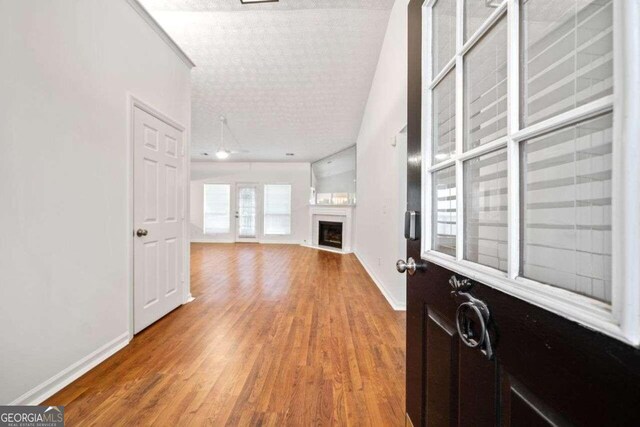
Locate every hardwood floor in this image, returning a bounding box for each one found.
[45,244,406,426]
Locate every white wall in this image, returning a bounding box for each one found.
[0,0,191,404]
[354,0,408,309]
[191,162,310,244]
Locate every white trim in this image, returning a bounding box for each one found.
[510,96,614,142]
[421,4,433,259]
[10,332,130,405]
[182,101,192,307]
[459,1,507,56]
[301,243,351,255]
[354,251,406,311]
[421,0,640,346]
[428,57,456,90]
[124,0,195,68]
[612,0,640,344]
[506,0,520,280]
[308,205,354,253]
[128,95,191,338]
[192,239,302,245]
[422,251,629,343]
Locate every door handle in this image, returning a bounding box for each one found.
[136,229,148,237]
[450,276,494,360]
[396,257,426,275]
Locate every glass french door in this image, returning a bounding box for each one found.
[236,184,258,240]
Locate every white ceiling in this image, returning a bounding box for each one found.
[139,0,394,162]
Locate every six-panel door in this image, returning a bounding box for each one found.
[133,106,183,334]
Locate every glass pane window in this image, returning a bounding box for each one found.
[464,18,508,151]
[425,0,620,316]
[203,184,230,234]
[264,184,292,235]
[432,0,456,76]
[465,0,503,41]
[432,167,457,256]
[432,69,456,164]
[521,0,613,126]
[238,187,257,237]
[464,149,508,271]
[521,113,612,302]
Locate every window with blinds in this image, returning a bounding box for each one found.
[432,167,457,256]
[521,0,613,127]
[425,0,614,304]
[464,148,508,271]
[522,113,612,302]
[264,184,292,235]
[203,184,230,234]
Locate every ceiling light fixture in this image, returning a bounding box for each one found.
[240,0,279,4]
[213,115,249,160]
[286,153,295,156]
[215,148,230,159]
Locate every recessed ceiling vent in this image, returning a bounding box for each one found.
[240,0,279,4]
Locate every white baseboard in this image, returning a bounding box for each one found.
[353,251,406,311]
[191,239,302,245]
[184,294,195,304]
[300,243,352,255]
[259,240,302,245]
[9,332,130,405]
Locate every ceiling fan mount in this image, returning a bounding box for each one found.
[213,115,248,159]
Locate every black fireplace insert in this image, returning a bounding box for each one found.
[318,221,343,249]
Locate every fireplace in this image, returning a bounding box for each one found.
[318,221,343,249]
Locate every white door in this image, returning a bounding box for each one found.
[133,106,183,334]
[235,184,259,241]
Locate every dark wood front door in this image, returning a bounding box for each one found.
[405,1,640,426]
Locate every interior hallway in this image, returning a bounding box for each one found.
[44,244,406,425]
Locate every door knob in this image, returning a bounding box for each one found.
[396,257,426,275]
[136,229,148,237]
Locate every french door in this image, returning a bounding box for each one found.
[235,184,259,241]
[404,0,640,425]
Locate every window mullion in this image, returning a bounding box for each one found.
[454,0,464,261]
[506,0,520,280]
[424,4,433,253]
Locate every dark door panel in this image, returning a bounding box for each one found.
[459,345,496,427]
[501,373,569,427]
[425,310,459,426]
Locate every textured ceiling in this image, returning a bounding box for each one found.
[139,0,394,162]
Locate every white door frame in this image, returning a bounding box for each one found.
[235,182,261,242]
[127,94,191,339]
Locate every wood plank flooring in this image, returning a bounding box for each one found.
[45,244,406,426]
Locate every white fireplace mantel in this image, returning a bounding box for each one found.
[305,205,354,254]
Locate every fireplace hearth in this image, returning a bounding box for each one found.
[318,221,343,249]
